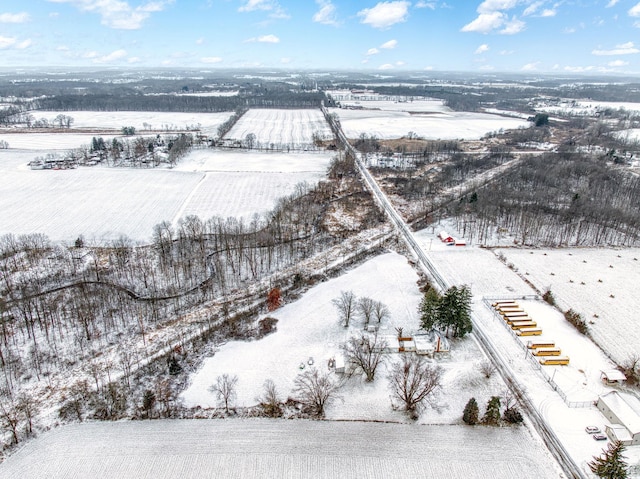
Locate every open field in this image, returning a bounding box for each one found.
[224,109,333,149]
[0,419,561,479]
[0,149,334,242]
[495,247,640,365]
[328,105,529,140]
[28,110,234,135]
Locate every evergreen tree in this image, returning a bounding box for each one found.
[482,396,501,425]
[419,288,441,331]
[462,397,479,425]
[503,407,523,424]
[439,285,473,338]
[589,440,628,479]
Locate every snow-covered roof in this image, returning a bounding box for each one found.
[600,369,626,382]
[599,391,640,435]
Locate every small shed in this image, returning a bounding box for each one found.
[600,369,626,384]
[413,330,450,357]
[596,391,640,445]
[438,231,454,243]
[334,356,345,374]
[454,239,466,246]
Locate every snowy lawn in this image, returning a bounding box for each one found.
[224,109,333,148]
[328,107,529,140]
[182,251,512,426]
[0,149,334,242]
[0,419,561,479]
[0,132,121,150]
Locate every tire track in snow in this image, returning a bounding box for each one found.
[171,172,207,227]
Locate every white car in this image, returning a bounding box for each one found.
[585,426,601,434]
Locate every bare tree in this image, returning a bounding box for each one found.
[478,359,496,379]
[257,379,281,417]
[373,300,390,324]
[293,368,339,417]
[342,333,388,382]
[388,355,442,418]
[357,297,375,328]
[209,373,238,413]
[332,291,357,328]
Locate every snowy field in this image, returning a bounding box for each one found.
[28,110,234,136]
[0,149,333,242]
[495,247,640,365]
[537,99,640,116]
[336,98,451,113]
[328,106,529,140]
[224,109,333,148]
[0,419,560,479]
[0,132,121,150]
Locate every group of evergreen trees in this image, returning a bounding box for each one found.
[418,285,472,338]
[462,396,523,426]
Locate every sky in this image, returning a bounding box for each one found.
[2,0,640,74]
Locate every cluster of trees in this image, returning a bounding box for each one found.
[448,151,640,246]
[462,393,523,426]
[65,133,192,168]
[419,285,473,338]
[332,291,390,329]
[0,109,74,129]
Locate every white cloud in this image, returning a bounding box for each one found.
[313,0,339,26]
[46,0,174,30]
[239,0,273,11]
[521,62,539,71]
[475,43,490,54]
[0,36,32,50]
[381,39,398,49]
[238,0,288,19]
[606,0,619,6]
[415,1,436,8]
[196,38,204,45]
[592,42,639,55]
[201,56,222,63]
[0,12,30,23]
[280,57,291,64]
[523,1,542,16]
[245,34,280,43]
[500,17,525,34]
[630,3,640,17]
[128,56,141,63]
[379,63,395,70]
[395,60,405,66]
[367,48,380,55]
[608,59,628,67]
[461,12,504,33]
[93,49,127,63]
[499,49,514,55]
[563,65,596,73]
[358,1,410,29]
[540,8,556,17]
[477,0,518,15]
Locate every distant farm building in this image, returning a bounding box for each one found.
[596,391,640,445]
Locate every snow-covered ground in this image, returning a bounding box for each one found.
[0,132,121,150]
[0,419,561,479]
[0,149,333,242]
[27,110,233,136]
[495,247,640,365]
[225,109,333,148]
[181,252,509,424]
[413,225,640,473]
[328,106,530,140]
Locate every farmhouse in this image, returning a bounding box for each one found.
[596,391,640,445]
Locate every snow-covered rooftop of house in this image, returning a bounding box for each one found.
[599,391,640,435]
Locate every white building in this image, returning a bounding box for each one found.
[596,391,640,445]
